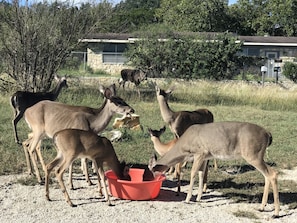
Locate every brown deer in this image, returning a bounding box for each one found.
[119,68,147,97]
[155,85,214,137]
[119,69,147,89]
[155,85,216,192]
[23,84,134,184]
[148,126,208,194]
[10,76,68,144]
[45,129,130,207]
[151,121,280,218]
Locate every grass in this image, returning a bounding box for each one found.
[1,77,297,210]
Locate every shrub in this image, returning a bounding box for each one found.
[283,62,297,82]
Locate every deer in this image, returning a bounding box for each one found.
[148,126,208,194]
[154,85,216,192]
[10,76,68,144]
[119,68,147,89]
[150,121,280,218]
[23,83,134,185]
[45,129,130,207]
[119,68,147,97]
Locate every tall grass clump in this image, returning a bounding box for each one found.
[167,80,297,111]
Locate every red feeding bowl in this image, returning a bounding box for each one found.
[105,168,166,201]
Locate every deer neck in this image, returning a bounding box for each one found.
[89,100,114,133]
[51,81,64,100]
[157,97,175,124]
[151,137,170,156]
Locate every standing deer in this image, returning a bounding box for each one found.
[10,76,68,144]
[45,129,130,207]
[151,122,280,218]
[148,126,208,194]
[155,85,214,137]
[155,85,216,192]
[119,68,147,97]
[23,84,134,184]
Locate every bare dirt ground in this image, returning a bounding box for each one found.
[0,167,296,223]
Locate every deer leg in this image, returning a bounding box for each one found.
[213,159,218,171]
[22,138,34,175]
[12,111,23,144]
[56,159,75,207]
[28,136,43,183]
[81,158,93,186]
[96,163,111,206]
[202,160,209,193]
[92,161,103,198]
[185,155,205,203]
[175,162,182,194]
[196,160,208,201]
[248,158,280,217]
[270,169,280,218]
[68,163,74,190]
[45,153,62,201]
[260,166,279,217]
[35,140,46,173]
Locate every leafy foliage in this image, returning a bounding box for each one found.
[283,62,297,82]
[156,0,229,32]
[0,1,97,91]
[125,31,242,80]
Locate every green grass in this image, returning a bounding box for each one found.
[1,78,297,210]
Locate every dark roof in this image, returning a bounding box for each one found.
[82,33,297,46]
[84,33,134,40]
[238,35,297,44]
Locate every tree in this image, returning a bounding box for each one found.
[255,0,297,36]
[156,0,229,32]
[99,0,160,33]
[0,0,97,91]
[229,0,297,36]
[283,62,297,82]
[125,31,242,80]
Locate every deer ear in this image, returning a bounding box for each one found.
[168,85,176,93]
[155,85,160,93]
[148,153,157,171]
[98,84,105,95]
[104,88,113,99]
[109,83,116,96]
[54,75,60,82]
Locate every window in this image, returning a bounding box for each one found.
[102,43,128,64]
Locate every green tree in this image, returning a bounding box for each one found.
[0,0,97,91]
[156,0,229,32]
[100,0,160,33]
[255,0,297,36]
[229,0,297,36]
[283,62,297,82]
[125,31,242,80]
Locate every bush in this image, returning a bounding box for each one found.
[283,62,297,82]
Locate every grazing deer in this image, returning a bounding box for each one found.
[148,126,208,194]
[151,121,280,218]
[23,84,134,184]
[10,76,68,144]
[45,129,130,207]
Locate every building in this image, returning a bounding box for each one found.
[80,33,297,77]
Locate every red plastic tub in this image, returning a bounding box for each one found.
[105,168,166,201]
